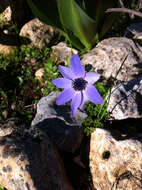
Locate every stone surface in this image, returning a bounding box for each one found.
[35,68,45,82]
[0,44,16,55]
[32,92,87,153]
[0,0,31,27]
[20,18,57,49]
[51,42,78,64]
[0,119,74,190]
[0,6,12,24]
[107,76,142,120]
[82,37,142,81]
[90,128,142,190]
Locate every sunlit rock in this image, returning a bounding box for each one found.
[90,128,142,190]
[82,37,142,81]
[107,76,142,120]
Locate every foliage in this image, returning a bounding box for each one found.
[83,82,110,136]
[0,185,4,190]
[43,58,59,95]
[0,45,59,122]
[27,0,118,50]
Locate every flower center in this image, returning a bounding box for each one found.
[72,78,87,91]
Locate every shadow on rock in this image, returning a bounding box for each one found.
[106,117,142,141]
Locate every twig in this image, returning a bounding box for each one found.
[106,8,142,18]
[119,0,124,7]
[24,103,36,109]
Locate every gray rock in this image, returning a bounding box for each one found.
[90,128,142,190]
[107,76,142,120]
[20,18,57,49]
[0,119,74,190]
[51,42,78,65]
[0,6,11,24]
[82,37,142,81]
[0,0,31,26]
[32,92,87,153]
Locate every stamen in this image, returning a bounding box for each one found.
[72,78,87,91]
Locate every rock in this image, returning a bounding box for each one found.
[82,37,142,81]
[90,128,142,190]
[35,68,45,82]
[0,0,31,27]
[0,6,12,24]
[51,42,78,64]
[0,119,74,190]
[20,18,57,49]
[31,92,87,153]
[0,44,16,55]
[107,76,142,120]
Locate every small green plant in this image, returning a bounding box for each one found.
[43,58,59,95]
[83,82,110,135]
[0,45,59,122]
[83,53,129,136]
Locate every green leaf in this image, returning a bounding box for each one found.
[26,0,85,50]
[60,29,85,50]
[83,0,118,39]
[57,0,96,49]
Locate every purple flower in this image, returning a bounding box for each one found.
[52,54,103,115]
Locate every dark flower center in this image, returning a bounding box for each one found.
[72,78,88,91]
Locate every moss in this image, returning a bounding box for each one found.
[0,45,59,122]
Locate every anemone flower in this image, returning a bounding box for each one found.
[52,54,103,115]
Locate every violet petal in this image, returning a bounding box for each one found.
[71,92,82,115]
[85,84,103,104]
[70,54,85,78]
[79,91,89,110]
[58,65,75,79]
[56,88,75,105]
[85,72,100,84]
[52,78,72,88]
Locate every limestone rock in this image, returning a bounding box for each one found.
[0,6,12,24]
[0,44,16,55]
[51,42,78,64]
[90,128,142,190]
[31,92,87,153]
[0,1,11,23]
[107,76,142,120]
[0,119,74,190]
[20,18,57,49]
[35,68,45,82]
[0,0,31,27]
[82,37,142,81]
